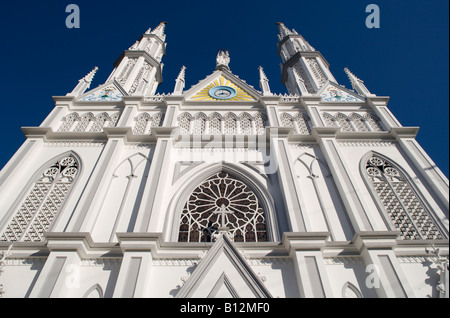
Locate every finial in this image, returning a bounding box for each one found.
[67,66,99,97]
[216,49,230,70]
[259,66,272,95]
[173,66,186,95]
[151,21,167,38]
[276,22,293,40]
[344,67,375,97]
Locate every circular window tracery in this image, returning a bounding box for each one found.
[178,172,268,243]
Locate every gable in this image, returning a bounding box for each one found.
[187,73,257,102]
[320,82,364,103]
[176,234,272,298]
[78,81,126,102]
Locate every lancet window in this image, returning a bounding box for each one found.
[0,155,79,243]
[364,155,445,240]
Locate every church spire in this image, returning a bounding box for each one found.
[148,21,168,41]
[107,23,167,96]
[258,66,272,96]
[278,23,337,95]
[67,66,99,96]
[276,22,293,41]
[173,65,186,95]
[344,67,375,97]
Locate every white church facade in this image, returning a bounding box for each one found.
[0,22,448,298]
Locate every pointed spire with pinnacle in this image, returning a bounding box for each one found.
[276,22,293,41]
[258,66,272,96]
[150,22,167,40]
[173,66,186,95]
[67,66,99,96]
[344,68,375,97]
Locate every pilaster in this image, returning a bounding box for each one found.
[316,134,375,233]
[134,136,173,232]
[67,138,124,233]
[283,232,333,298]
[397,138,449,210]
[354,231,416,298]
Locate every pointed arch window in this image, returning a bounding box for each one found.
[178,113,192,135]
[364,114,384,132]
[293,113,312,135]
[209,113,223,135]
[90,112,110,133]
[349,113,370,132]
[58,113,79,132]
[239,113,253,135]
[178,172,268,243]
[335,113,354,132]
[192,113,207,135]
[363,154,445,240]
[280,113,294,128]
[0,155,79,242]
[74,113,94,132]
[224,113,238,135]
[254,114,266,135]
[133,112,164,135]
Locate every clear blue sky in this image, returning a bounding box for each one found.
[0,0,448,177]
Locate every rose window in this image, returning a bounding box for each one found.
[178,172,268,243]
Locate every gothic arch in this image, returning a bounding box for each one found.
[208,112,223,135]
[0,151,82,243]
[322,112,336,127]
[74,112,95,132]
[165,162,280,243]
[93,153,150,242]
[295,153,354,241]
[280,113,294,127]
[83,284,104,298]
[178,112,192,135]
[293,113,312,135]
[349,113,369,132]
[335,113,353,132]
[192,112,207,135]
[342,282,363,298]
[239,112,253,135]
[223,113,238,135]
[364,113,384,131]
[360,151,447,240]
[90,112,110,133]
[58,112,80,132]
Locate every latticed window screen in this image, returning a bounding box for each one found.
[0,155,79,243]
[239,113,253,135]
[178,172,268,243]
[350,114,370,132]
[209,113,222,135]
[224,114,238,135]
[365,155,444,240]
[364,114,384,132]
[335,113,354,132]
[133,112,164,135]
[294,114,312,135]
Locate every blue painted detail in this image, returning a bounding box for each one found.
[209,86,237,100]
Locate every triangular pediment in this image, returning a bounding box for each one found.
[319,81,364,103]
[77,80,127,102]
[184,70,259,102]
[175,234,272,298]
